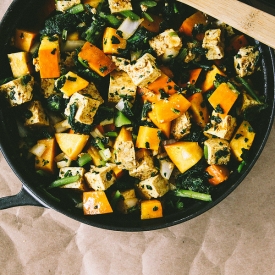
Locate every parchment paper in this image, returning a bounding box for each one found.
[1,1,275,274]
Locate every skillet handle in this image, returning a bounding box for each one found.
[0,187,44,210]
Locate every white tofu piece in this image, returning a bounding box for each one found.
[129,149,158,180]
[0,75,34,107]
[108,0,132,14]
[171,111,192,140]
[55,0,81,12]
[59,167,86,191]
[85,164,116,191]
[234,46,259,77]
[108,70,137,104]
[202,29,224,60]
[64,92,101,125]
[184,42,201,63]
[41,78,56,98]
[149,29,182,57]
[114,140,136,170]
[24,100,49,127]
[136,175,169,199]
[8,52,33,78]
[204,111,237,140]
[78,82,104,105]
[204,137,231,165]
[126,53,161,87]
[111,56,131,71]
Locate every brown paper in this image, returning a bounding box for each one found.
[1,1,275,273]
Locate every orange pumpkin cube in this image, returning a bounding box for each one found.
[83,191,113,215]
[141,199,163,219]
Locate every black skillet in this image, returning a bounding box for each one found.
[0,0,274,231]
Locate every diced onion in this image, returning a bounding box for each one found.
[99,148,112,161]
[29,143,47,157]
[54,119,71,133]
[60,40,86,52]
[16,120,29,138]
[115,98,133,112]
[162,48,180,62]
[159,159,175,180]
[117,17,144,39]
[162,139,177,146]
[90,127,105,139]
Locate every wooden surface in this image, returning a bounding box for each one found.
[178,0,275,49]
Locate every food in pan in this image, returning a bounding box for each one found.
[1,0,267,219]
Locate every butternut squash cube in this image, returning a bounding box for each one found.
[55,133,89,160]
[141,199,163,220]
[83,191,113,215]
[136,126,161,151]
[78,42,116,77]
[188,92,210,127]
[14,28,38,52]
[201,65,226,93]
[152,93,191,123]
[35,138,56,174]
[8,52,33,78]
[148,109,171,139]
[56,71,89,97]
[38,36,61,79]
[164,141,203,173]
[103,27,127,54]
[208,82,239,118]
[230,120,255,161]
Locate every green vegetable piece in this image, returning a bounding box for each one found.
[174,189,212,202]
[67,4,85,14]
[119,10,140,21]
[115,111,131,127]
[48,175,81,189]
[78,153,92,167]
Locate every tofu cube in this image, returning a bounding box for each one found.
[204,137,231,165]
[126,53,161,87]
[136,175,169,199]
[171,111,192,140]
[41,78,56,98]
[114,140,136,170]
[59,167,86,191]
[204,111,237,140]
[55,71,89,97]
[78,82,104,105]
[0,75,34,107]
[129,149,158,180]
[55,0,81,12]
[64,92,101,125]
[108,0,132,14]
[202,29,224,60]
[85,164,116,191]
[8,52,33,78]
[108,70,137,104]
[184,42,201,63]
[111,56,131,71]
[24,100,49,127]
[149,29,182,56]
[234,46,260,77]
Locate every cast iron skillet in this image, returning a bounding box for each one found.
[0,0,274,231]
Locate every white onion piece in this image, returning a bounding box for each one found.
[159,159,175,180]
[162,139,177,146]
[100,117,114,126]
[99,148,111,161]
[90,127,104,139]
[29,143,47,157]
[115,98,133,112]
[117,17,144,39]
[162,48,180,62]
[16,120,29,138]
[60,40,86,52]
[54,119,71,133]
